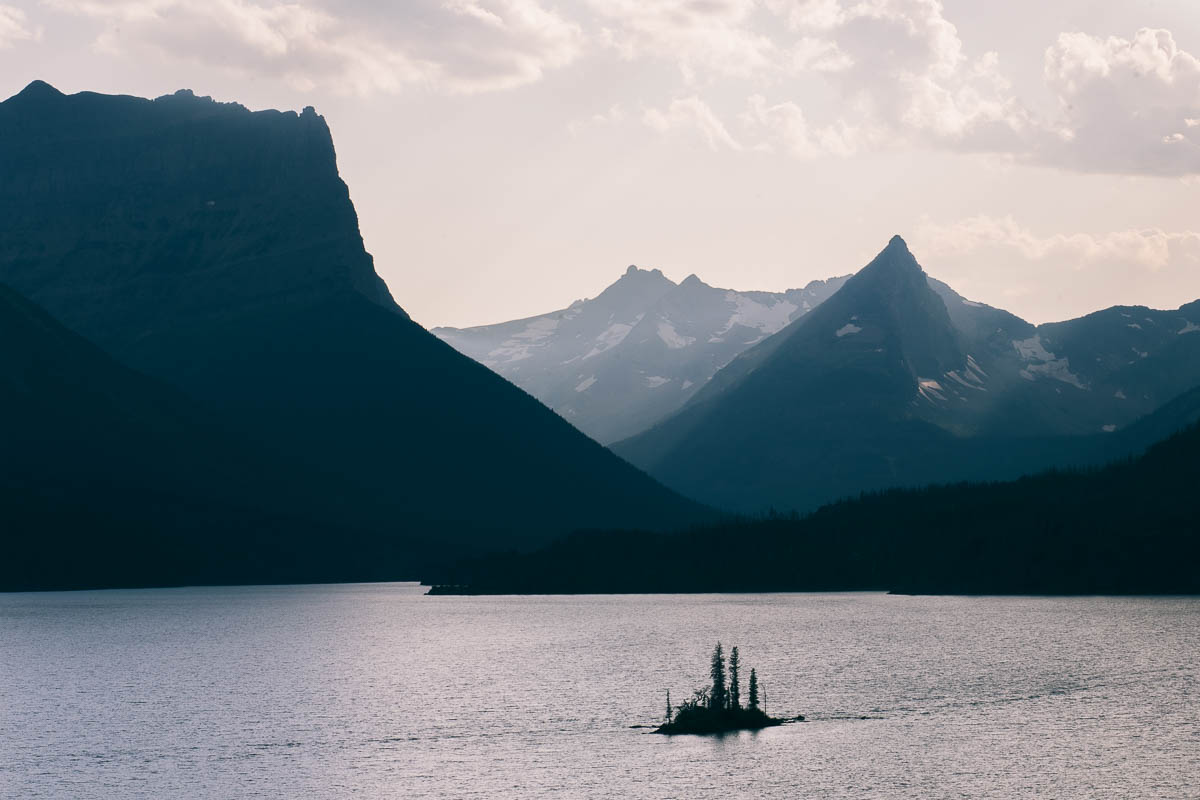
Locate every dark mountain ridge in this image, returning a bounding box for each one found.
[430,420,1200,595]
[0,283,437,591]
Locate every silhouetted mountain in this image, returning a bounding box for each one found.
[0,82,704,571]
[434,267,847,443]
[429,421,1200,595]
[613,237,1200,511]
[0,283,438,590]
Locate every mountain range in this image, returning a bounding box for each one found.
[3,79,1198,591]
[0,81,703,589]
[436,233,1200,513]
[434,268,848,444]
[613,236,1200,511]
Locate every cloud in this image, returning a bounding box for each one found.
[634,0,1035,160]
[769,0,1033,151]
[0,5,40,47]
[615,2,1200,175]
[643,95,746,151]
[1042,28,1200,175]
[45,0,584,94]
[916,215,1200,271]
[589,0,775,82]
[740,93,875,157]
[912,215,1200,321]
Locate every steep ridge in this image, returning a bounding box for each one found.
[435,267,847,443]
[0,284,433,590]
[0,82,704,555]
[613,237,1200,512]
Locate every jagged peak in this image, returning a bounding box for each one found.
[679,274,708,289]
[622,264,667,279]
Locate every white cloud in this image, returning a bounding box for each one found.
[1042,28,1200,175]
[611,2,1200,175]
[916,215,1200,272]
[589,0,775,82]
[741,93,875,157]
[643,95,746,151]
[770,0,1032,149]
[0,5,40,47]
[913,215,1200,321]
[44,0,583,94]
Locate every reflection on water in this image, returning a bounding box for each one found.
[2,585,1197,799]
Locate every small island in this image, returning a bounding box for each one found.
[654,643,799,735]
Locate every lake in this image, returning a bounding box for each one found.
[2,585,1197,798]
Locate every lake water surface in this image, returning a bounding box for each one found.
[2,585,1197,798]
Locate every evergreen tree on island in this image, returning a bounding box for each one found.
[728,647,741,710]
[654,644,797,735]
[709,643,727,711]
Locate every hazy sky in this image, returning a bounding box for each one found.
[2,0,1199,328]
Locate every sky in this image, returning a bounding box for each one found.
[2,1,1199,328]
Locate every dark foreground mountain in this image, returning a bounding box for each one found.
[428,421,1200,595]
[613,237,1200,512]
[0,82,704,588]
[0,284,445,590]
[434,268,847,443]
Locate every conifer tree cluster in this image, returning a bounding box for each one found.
[656,642,784,734]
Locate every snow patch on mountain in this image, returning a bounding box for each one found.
[712,293,798,341]
[1013,335,1088,390]
[483,316,561,364]
[645,376,670,388]
[575,376,597,392]
[917,378,947,404]
[657,320,695,349]
[584,317,641,360]
[1179,320,1200,335]
[835,323,862,337]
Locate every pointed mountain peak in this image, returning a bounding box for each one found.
[853,234,927,286]
[679,274,707,288]
[20,80,62,97]
[624,264,639,276]
[7,80,64,105]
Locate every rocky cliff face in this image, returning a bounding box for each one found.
[0,81,396,372]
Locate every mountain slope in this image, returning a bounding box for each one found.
[434,267,848,443]
[614,237,1200,512]
[0,81,704,554]
[614,236,977,510]
[0,283,433,590]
